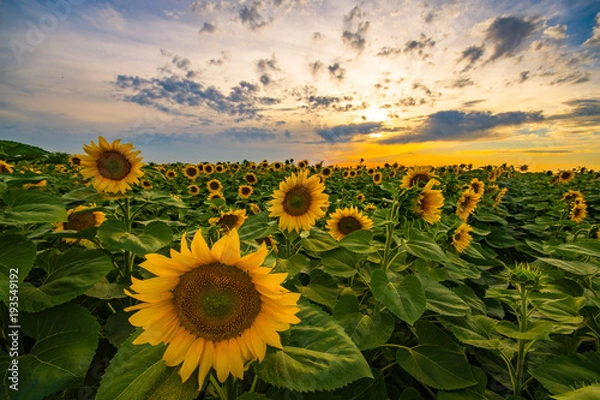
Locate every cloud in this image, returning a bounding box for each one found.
[208,51,228,66]
[257,55,279,73]
[239,2,272,30]
[316,122,383,143]
[550,71,591,85]
[172,55,191,70]
[404,34,436,58]
[380,109,544,144]
[309,60,324,75]
[449,78,476,88]
[312,32,324,40]
[457,45,485,71]
[113,74,274,121]
[199,22,217,34]
[221,127,278,142]
[328,63,346,81]
[543,24,567,40]
[485,16,538,61]
[342,5,369,51]
[583,12,600,47]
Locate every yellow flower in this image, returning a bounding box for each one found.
[250,203,261,215]
[23,179,47,189]
[297,159,309,169]
[270,161,284,171]
[356,193,365,203]
[141,180,153,190]
[238,185,253,199]
[456,189,481,221]
[268,170,329,232]
[244,173,258,185]
[215,164,226,174]
[570,202,587,224]
[555,170,575,184]
[452,223,473,253]
[562,190,584,203]
[401,166,435,189]
[320,166,333,179]
[209,209,248,230]
[365,203,376,212]
[256,235,278,253]
[372,172,383,185]
[494,188,508,208]
[188,184,200,196]
[124,229,300,388]
[54,204,106,245]
[165,170,177,180]
[413,179,444,224]
[326,207,374,240]
[207,192,225,202]
[0,160,14,174]
[207,179,223,193]
[69,155,83,168]
[183,165,200,180]
[80,136,144,194]
[468,178,485,196]
[203,163,215,175]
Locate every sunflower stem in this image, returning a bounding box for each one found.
[249,372,259,392]
[209,374,227,400]
[226,376,237,400]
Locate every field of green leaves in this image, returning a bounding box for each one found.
[0,138,599,400]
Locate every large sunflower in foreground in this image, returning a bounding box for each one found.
[326,207,373,240]
[268,170,329,232]
[125,229,301,388]
[452,223,473,253]
[80,136,144,194]
[413,179,444,224]
[401,166,435,189]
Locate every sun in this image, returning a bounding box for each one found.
[363,106,388,122]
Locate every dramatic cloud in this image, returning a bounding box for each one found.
[583,12,600,47]
[221,127,278,142]
[381,110,544,143]
[457,45,485,71]
[114,74,274,121]
[316,122,383,143]
[485,16,538,61]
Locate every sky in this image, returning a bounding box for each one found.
[1,0,599,170]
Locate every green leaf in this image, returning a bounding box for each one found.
[438,367,488,400]
[300,228,339,252]
[85,279,129,299]
[237,394,270,400]
[98,219,173,256]
[534,258,600,276]
[495,320,553,341]
[295,269,340,309]
[396,320,477,390]
[321,247,361,277]
[238,212,278,240]
[441,315,501,349]
[333,367,387,400]
[104,311,137,348]
[557,240,600,258]
[256,302,372,392]
[0,190,67,225]
[417,274,469,316]
[403,229,447,263]
[97,331,198,400]
[338,230,374,253]
[0,234,36,301]
[0,303,99,400]
[371,270,426,325]
[530,352,600,394]
[335,309,395,350]
[275,253,308,276]
[20,248,113,312]
[137,190,188,208]
[551,383,600,400]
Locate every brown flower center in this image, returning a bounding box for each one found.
[172,263,262,341]
[96,151,132,180]
[186,167,198,177]
[409,173,430,187]
[64,212,97,231]
[282,185,312,216]
[218,214,239,230]
[209,181,221,191]
[241,187,252,196]
[338,216,362,235]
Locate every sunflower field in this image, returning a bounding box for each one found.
[1,137,599,400]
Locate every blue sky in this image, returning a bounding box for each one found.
[1,0,599,169]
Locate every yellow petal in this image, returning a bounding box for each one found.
[163,328,196,367]
[237,244,268,272]
[228,338,245,379]
[197,340,214,389]
[180,232,192,257]
[191,229,215,264]
[245,327,267,362]
[178,337,204,382]
[253,315,283,348]
[211,229,240,265]
[130,276,179,293]
[214,340,230,383]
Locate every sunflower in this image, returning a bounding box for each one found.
[494,188,508,208]
[366,167,375,176]
[268,170,329,233]
[69,155,82,168]
[183,165,200,180]
[207,192,225,202]
[468,178,485,196]
[188,184,200,196]
[372,172,383,185]
[365,203,376,212]
[570,202,587,224]
[54,204,106,245]
[349,170,357,178]
[0,160,14,174]
[250,203,261,215]
[326,207,374,241]
[452,223,473,253]
[401,166,435,189]
[562,190,584,203]
[413,179,444,224]
[165,170,177,181]
[343,170,350,179]
[321,166,333,178]
[271,161,284,171]
[256,235,278,252]
[23,179,47,189]
[244,173,258,185]
[209,209,248,230]
[556,170,575,184]
[297,159,309,169]
[141,180,153,190]
[203,163,215,175]
[238,185,253,199]
[207,179,223,193]
[259,160,270,169]
[456,189,481,221]
[124,229,301,388]
[230,163,240,173]
[80,136,144,194]
[215,164,226,174]
[356,193,365,203]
